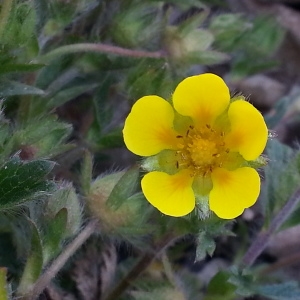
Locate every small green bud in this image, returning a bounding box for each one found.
[87,171,143,233]
[248,155,269,169]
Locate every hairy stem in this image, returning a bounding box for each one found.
[38,43,166,63]
[27,219,99,300]
[242,188,300,267]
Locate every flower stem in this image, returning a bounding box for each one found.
[241,188,300,267]
[27,219,99,300]
[103,234,176,300]
[38,43,166,63]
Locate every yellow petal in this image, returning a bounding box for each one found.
[225,100,268,161]
[210,167,260,219]
[123,96,178,156]
[141,170,195,217]
[172,73,230,126]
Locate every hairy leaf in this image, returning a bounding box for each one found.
[0,157,55,209]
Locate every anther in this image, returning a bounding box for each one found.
[176,135,183,138]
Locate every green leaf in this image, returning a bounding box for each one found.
[46,83,98,109]
[150,0,207,9]
[99,128,124,148]
[0,63,44,75]
[45,184,82,238]
[256,281,300,300]
[0,80,45,97]
[92,76,115,132]
[10,116,72,158]
[0,157,55,209]
[228,267,256,297]
[110,3,161,49]
[196,231,216,261]
[178,11,209,35]
[43,208,68,264]
[231,56,278,79]
[17,219,43,296]
[195,217,233,261]
[260,139,300,225]
[210,13,249,52]
[34,0,49,33]
[241,16,285,56]
[204,271,236,300]
[106,166,140,210]
[126,59,174,100]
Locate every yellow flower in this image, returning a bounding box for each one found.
[123,74,268,219]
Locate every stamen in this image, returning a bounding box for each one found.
[174,124,229,176]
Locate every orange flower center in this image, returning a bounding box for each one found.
[176,125,229,176]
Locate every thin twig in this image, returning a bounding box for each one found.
[26,219,99,300]
[242,188,300,267]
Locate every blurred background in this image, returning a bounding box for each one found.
[3,0,300,299]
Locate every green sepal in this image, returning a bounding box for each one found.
[247,155,268,169]
[230,95,246,102]
[141,156,160,172]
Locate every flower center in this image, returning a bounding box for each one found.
[189,139,218,165]
[176,125,228,176]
